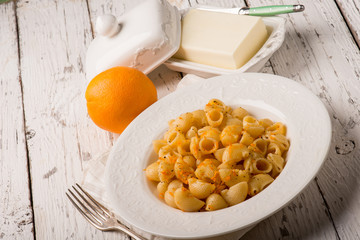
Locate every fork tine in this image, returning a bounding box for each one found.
[76,183,112,217]
[66,192,100,228]
[67,188,103,225]
[72,186,107,221]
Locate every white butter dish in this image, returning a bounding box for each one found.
[85,0,181,82]
[164,16,286,78]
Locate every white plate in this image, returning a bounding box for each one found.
[105,73,332,239]
[164,17,286,78]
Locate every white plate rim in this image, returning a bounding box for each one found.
[104,73,332,239]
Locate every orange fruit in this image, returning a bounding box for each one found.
[85,66,157,134]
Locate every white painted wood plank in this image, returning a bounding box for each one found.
[243,182,338,240]
[246,0,360,239]
[336,0,360,47]
[15,0,121,239]
[0,1,34,239]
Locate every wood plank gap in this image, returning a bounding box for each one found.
[314,177,341,240]
[333,0,360,50]
[13,2,36,239]
[244,0,249,7]
[85,0,95,39]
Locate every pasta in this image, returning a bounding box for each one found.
[145,99,290,212]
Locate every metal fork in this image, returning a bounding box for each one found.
[66,183,147,240]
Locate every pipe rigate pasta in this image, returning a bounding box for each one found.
[199,137,219,154]
[206,109,224,127]
[145,99,290,212]
[243,115,265,138]
[267,153,285,178]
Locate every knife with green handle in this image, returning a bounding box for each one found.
[197,4,305,16]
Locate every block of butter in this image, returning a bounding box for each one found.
[173,9,268,70]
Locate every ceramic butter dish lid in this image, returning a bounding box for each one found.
[85,0,181,81]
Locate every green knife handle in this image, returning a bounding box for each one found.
[246,5,304,16]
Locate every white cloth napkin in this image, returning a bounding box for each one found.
[81,74,253,240]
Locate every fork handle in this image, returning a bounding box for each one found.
[113,222,147,240]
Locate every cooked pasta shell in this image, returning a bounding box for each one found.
[163,179,183,209]
[214,148,226,162]
[158,145,179,164]
[157,181,168,199]
[248,138,269,156]
[152,139,167,154]
[174,159,195,184]
[259,118,274,129]
[195,159,221,183]
[248,174,274,196]
[145,161,160,181]
[220,125,243,146]
[205,193,229,211]
[221,182,248,206]
[243,116,265,138]
[267,153,285,178]
[190,136,202,159]
[191,110,208,128]
[204,99,226,113]
[168,179,184,191]
[217,159,237,169]
[177,139,192,156]
[188,178,216,199]
[222,143,250,163]
[165,129,186,147]
[231,107,249,120]
[267,142,282,155]
[158,161,175,183]
[266,122,287,136]
[186,126,198,139]
[239,131,254,146]
[224,117,243,126]
[182,155,196,169]
[174,187,205,212]
[219,169,250,187]
[198,126,221,141]
[269,134,290,152]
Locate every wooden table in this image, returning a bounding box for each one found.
[1,0,360,239]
